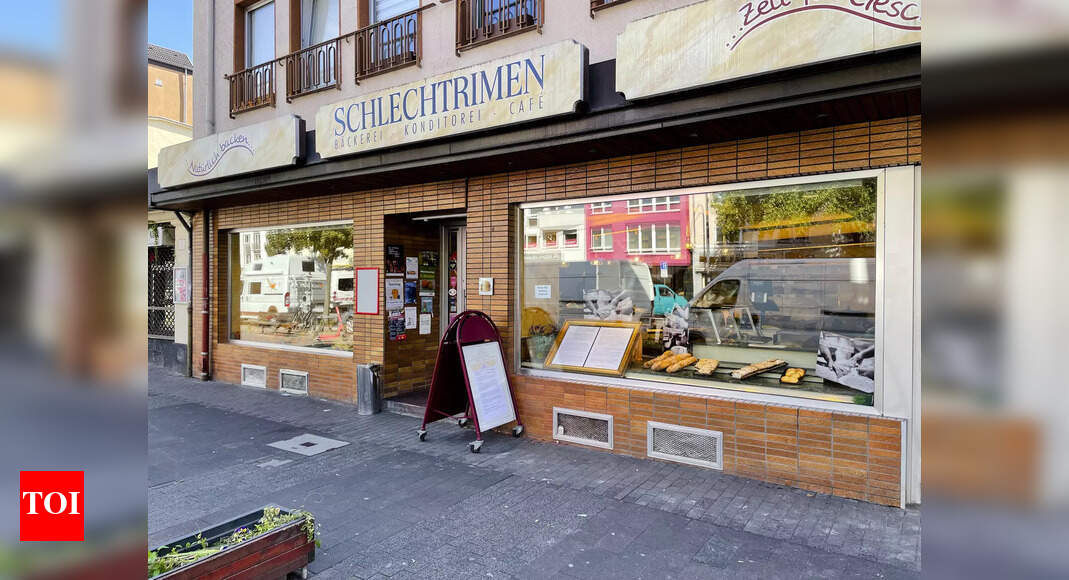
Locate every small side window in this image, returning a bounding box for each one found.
[302,260,315,272]
[693,280,739,308]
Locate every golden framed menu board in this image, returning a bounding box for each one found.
[543,320,642,376]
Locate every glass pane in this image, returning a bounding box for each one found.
[303,0,339,47]
[519,177,878,406]
[229,223,353,352]
[247,2,275,66]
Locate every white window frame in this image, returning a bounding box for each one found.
[515,168,915,423]
[590,227,613,252]
[627,196,680,214]
[563,229,579,247]
[245,0,275,68]
[543,230,558,248]
[626,223,680,254]
[589,201,612,215]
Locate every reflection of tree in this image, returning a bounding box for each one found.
[711,180,877,244]
[266,228,353,319]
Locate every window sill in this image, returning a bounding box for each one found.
[228,339,354,358]
[518,365,889,417]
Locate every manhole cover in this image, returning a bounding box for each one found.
[267,434,350,456]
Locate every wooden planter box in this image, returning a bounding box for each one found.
[152,507,315,580]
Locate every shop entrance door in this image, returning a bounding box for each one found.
[440,222,466,336]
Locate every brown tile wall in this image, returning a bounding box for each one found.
[190,117,919,506]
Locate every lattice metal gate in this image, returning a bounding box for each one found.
[149,246,175,339]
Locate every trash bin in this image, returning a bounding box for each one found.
[357,363,382,415]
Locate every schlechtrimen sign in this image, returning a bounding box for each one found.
[316,40,586,158]
[616,0,921,100]
[157,115,302,188]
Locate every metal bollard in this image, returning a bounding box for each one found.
[356,363,383,415]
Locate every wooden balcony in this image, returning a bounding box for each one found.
[355,7,424,82]
[226,61,276,118]
[456,0,542,53]
[284,37,341,101]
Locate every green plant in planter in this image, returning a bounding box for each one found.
[148,509,319,578]
[526,323,558,363]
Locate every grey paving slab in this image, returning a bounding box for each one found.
[149,368,921,575]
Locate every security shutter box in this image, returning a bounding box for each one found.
[646,421,723,470]
[553,408,613,449]
[279,369,309,395]
[240,364,267,388]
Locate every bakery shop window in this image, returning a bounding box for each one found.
[519,176,878,406]
[227,223,354,352]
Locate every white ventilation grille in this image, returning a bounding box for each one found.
[279,369,309,395]
[553,408,612,449]
[241,364,267,388]
[647,421,723,470]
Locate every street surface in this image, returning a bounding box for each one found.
[149,369,920,579]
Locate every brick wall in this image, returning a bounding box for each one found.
[190,116,920,506]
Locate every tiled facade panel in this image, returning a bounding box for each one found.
[191,116,920,506]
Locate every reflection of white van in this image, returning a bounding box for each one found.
[331,269,354,306]
[240,254,326,316]
[689,258,875,349]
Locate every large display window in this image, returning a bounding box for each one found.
[519,175,880,405]
[228,223,354,352]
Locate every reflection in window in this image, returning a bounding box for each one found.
[229,223,354,352]
[520,177,879,405]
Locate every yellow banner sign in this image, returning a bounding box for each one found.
[316,41,586,158]
[616,0,921,100]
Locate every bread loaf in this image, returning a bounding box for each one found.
[666,355,697,373]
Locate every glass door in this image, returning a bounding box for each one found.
[441,224,465,335]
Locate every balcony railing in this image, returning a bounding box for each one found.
[456,0,542,53]
[284,37,341,101]
[355,7,423,82]
[226,61,276,117]
[590,0,633,16]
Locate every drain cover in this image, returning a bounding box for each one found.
[267,434,350,456]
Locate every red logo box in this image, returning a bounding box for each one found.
[19,471,84,541]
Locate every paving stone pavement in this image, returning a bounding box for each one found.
[149,368,921,577]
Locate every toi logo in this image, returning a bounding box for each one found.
[19,471,84,541]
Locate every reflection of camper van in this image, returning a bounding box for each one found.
[240,254,326,316]
[331,269,354,306]
[689,258,875,349]
[557,261,655,317]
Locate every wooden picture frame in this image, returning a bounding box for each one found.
[543,320,642,376]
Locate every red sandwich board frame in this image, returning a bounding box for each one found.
[418,310,524,453]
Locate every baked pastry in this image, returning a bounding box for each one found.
[780,368,805,384]
[644,350,674,369]
[666,355,698,373]
[694,359,720,375]
[651,353,689,371]
[730,359,787,380]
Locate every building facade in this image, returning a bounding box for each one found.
[148,44,195,375]
[152,0,922,507]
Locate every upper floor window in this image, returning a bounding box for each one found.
[590,227,613,251]
[301,0,339,48]
[589,202,612,215]
[457,0,543,52]
[627,196,680,214]
[373,0,419,23]
[626,224,681,254]
[563,229,579,247]
[245,0,275,67]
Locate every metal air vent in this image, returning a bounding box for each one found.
[647,421,723,470]
[279,369,309,395]
[553,408,612,449]
[240,364,267,388]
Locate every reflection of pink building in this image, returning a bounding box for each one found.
[585,196,690,266]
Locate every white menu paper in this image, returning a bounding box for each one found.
[549,325,599,368]
[584,327,636,370]
[461,341,517,431]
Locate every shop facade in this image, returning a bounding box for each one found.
[152,0,921,507]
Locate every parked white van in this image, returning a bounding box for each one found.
[239,254,327,317]
[688,258,875,350]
